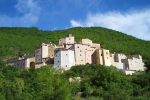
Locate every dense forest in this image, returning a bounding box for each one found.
[0,27,150,71]
[0,27,150,99]
[0,63,150,99]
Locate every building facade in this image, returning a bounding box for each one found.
[54,49,75,70]
[6,34,146,75]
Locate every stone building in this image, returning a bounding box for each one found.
[53,49,75,70]
[74,43,86,65]
[96,48,112,66]
[6,53,35,69]
[6,34,146,75]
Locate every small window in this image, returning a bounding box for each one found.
[69,38,71,40]
[101,54,102,56]
[66,54,67,56]
[81,60,83,61]
[58,65,59,67]
[87,59,88,60]
[80,54,81,56]
[58,61,59,63]
[80,50,82,52]
[66,65,67,67]
[107,57,108,59]
[106,52,108,55]
[39,59,40,61]
[60,40,61,41]
[77,46,79,48]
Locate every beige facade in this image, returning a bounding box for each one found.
[56,44,64,49]
[74,44,86,65]
[102,49,111,66]
[96,49,103,65]
[92,43,101,48]
[59,34,74,45]
[6,55,35,69]
[78,38,92,46]
[48,44,57,58]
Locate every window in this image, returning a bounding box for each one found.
[106,52,108,55]
[81,60,83,61]
[22,63,24,65]
[58,61,59,63]
[39,59,40,61]
[80,50,82,52]
[69,38,71,40]
[66,54,67,56]
[66,65,67,67]
[80,54,81,56]
[101,54,102,56]
[107,57,108,59]
[51,51,52,52]
[77,46,79,48]
[60,40,61,41]
[58,65,59,67]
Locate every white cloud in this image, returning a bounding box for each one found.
[0,0,41,27]
[70,9,150,41]
[70,20,82,27]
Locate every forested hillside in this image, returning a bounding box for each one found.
[0,27,150,70]
[0,27,150,99]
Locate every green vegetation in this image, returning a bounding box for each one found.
[0,27,150,70]
[0,26,150,99]
[0,63,150,100]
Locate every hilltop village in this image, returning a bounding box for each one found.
[6,34,146,75]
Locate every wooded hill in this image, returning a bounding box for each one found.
[0,27,150,71]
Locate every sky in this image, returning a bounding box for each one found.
[0,0,150,41]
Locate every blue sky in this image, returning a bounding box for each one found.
[0,0,150,41]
